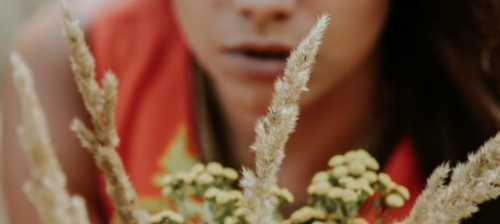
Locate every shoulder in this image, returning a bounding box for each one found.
[14,0,111,70]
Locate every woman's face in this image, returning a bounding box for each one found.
[172,0,390,112]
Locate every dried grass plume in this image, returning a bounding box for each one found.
[239,14,330,224]
[59,0,147,223]
[396,133,500,224]
[11,53,91,224]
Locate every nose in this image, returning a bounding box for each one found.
[235,0,296,24]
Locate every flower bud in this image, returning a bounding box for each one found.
[191,164,205,175]
[312,171,330,183]
[332,166,349,179]
[348,162,366,176]
[345,150,367,162]
[361,171,377,184]
[384,193,405,208]
[361,185,374,196]
[168,211,185,224]
[196,173,215,185]
[234,207,247,217]
[395,185,410,200]
[216,192,232,205]
[203,187,220,199]
[207,162,224,176]
[341,189,358,203]
[160,175,174,186]
[338,176,355,185]
[328,155,345,167]
[353,217,369,224]
[280,189,295,203]
[344,180,361,191]
[222,168,239,180]
[378,173,395,189]
[312,182,331,195]
[224,216,238,224]
[327,187,343,199]
[162,187,172,197]
[178,172,195,184]
[362,157,380,171]
[229,190,243,201]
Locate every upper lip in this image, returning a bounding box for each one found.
[224,42,293,59]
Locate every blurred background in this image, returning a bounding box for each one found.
[0,0,53,222]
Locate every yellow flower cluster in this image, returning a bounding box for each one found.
[155,152,410,224]
[288,149,410,224]
[157,162,298,224]
[159,162,239,197]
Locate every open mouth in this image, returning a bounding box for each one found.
[238,48,291,61]
[224,44,292,79]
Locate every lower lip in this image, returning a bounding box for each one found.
[223,52,287,80]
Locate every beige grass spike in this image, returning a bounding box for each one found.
[11,52,91,224]
[240,14,330,224]
[396,133,500,224]
[59,0,148,223]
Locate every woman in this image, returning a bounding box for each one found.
[2,0,500,223]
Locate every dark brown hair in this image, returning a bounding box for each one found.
[379,0,500,222]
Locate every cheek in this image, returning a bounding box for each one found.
[304,0,390,94]
[317,0,390,71]
[171,0,220,64]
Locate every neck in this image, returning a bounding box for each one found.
[211,57,379,209]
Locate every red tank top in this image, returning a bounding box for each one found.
[89,0,423,222]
